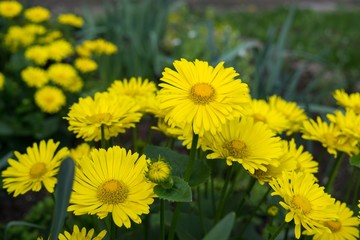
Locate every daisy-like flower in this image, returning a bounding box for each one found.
[2,139,69,196]
[243,98,289,134]
[157,58,250,136]
[24,6,50,23]
[108,77,157,112]
[290,139,319,175]
[252,139,298,184]
[58,225,107,240]
[25,45,49,65]
[269,171,337,239]
[305,201,359,240]
[74,57,98,73]
[57,13,84,28]
[47,39,74,62]
[268,95,308,135]
[35,86,66,114]
[0,1,22,18]
[64,92,142,142]
[21,66,49,88]
[146,159,172,184]
[68,146,155,228]
[327,109,360,140]
[69,143,94,167]
[47,63,79,90]
[333,89,360,114]
[203,117,283,174]
[302,116,358,157]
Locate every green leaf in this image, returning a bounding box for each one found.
[202,212,236,240]
[154,176,192,202]
[4,221,45,240]
[49,157,75,240]
[189,158,210,187]
[143,145,187,177]
[350,154,360,168]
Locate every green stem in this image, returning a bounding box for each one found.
[325,152,344,193]
[197,187,206,235]
[160,199,165,240]
[132,126,138,152]
[167,132,198,240]
[101,125,106,149]
[344,167,356,203]
[236,177,256,213]
[210,169,216,216]
[215,165,235,223]
[269,221,287,240]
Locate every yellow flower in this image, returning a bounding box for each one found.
[58,225,107,240]
[25,45,49,65]
[243,98,289,134]
[57,13,84,27]
[74,57,98,73]
[204,117,282,174]
[4,26,35,51]
[327,109,360,140]
[92,38,118,55]
[0,72,5,90]
[69,143,94,167]
[333,89,360,114]
[302,116,358,157]
[0,1,22,18]
[38,30,62,44]
[21,66,49,88]
[64,92,142,142]
[47,39,74,62]
[146,160,172,184]
[34,86,66,114]
[305,201,359,240]
[269,171,337,239]
[24,6,50,23]
[157,58,250,136]
[68,146,155,228]
[47,63,79,90]
[2,139,69,196]
[108,77,157,112]
[268,95,308,135]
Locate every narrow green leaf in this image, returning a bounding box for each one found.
[4,221,45,240]
[202,212,236,240]
[49,157,75,240]
[350,154,360,168]
[154,176,192,202]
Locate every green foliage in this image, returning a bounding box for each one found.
[154,176,192,202]
[349,154,360,168]
[202,212,235,240]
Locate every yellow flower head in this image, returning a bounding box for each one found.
[57,13,84,27]
[302,116,358,157]
[304,200,359,240]
[74,57,98,73]
[58,225,107,240]
[146,159,172,184]
[47,39,74,62]
[0,72,5,90]
[25,45,49,65]
[204,117,283,174]
[2,139,69,196]
[24,6,50,23]
[268,95,308,135]
[108,77,157,112]
[269,171,337,239]
[65,92,142,142]
[69,143,94,167]
[68,146,155,228]
[157,58,250,136]
[327,109,360,140]
[92,38,118,55]
[47,63,79,91]
[243,98,289,134]
[21,66,49,88]
[35,86,66,114]
[333,89,360,114]
[0,1,22,18]
[4,26,35,51]
[38,30,63,44]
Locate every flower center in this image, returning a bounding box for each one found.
[291,195,312,214]
[323,133,336,145]
[29,162,47,178]
[97,179,129,205]
[87,113,112,124]
[324,220,342,232]
[190,83,215,104]
[224,140,248,158]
